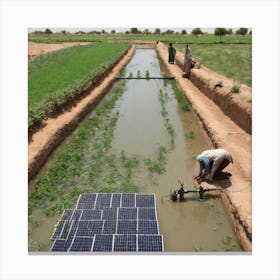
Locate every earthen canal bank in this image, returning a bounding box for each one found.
[28,42,252,251]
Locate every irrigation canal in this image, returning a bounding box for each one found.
[28,45,241,252]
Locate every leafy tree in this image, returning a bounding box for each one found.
[101,29,106,34]
[130,27,139,34]
[143,29,150,35]
[214,28,227,42]
[45,28,52,34]
[111,30,116,34]
[227,28,233,35]
[181,29,187,35]
[236,28,248,36]
[154,28,161,34]
[165,29,174,35]
[191,28,203,36]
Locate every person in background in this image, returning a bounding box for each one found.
[195,148,233,183]
[183,44,192,78]
[168,43,176,64]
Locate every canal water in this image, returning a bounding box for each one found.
[28,45,241,252]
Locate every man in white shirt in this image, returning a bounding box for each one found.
[195,148,233,183]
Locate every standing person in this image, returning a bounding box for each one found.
[184,44,192,78]
[195,148,233,183]
[168,43,176,64]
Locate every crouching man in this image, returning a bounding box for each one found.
[195,148,233,183]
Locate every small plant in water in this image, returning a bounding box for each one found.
[145,70,150,80]
[193,244,203,252]
[185,131,195,139]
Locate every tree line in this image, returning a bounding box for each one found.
[31,28,251,38]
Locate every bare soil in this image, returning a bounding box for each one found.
[28,42,90,59]
[28,41,252,251]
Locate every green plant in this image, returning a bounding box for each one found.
[231,83,240,93]
[28,43,130,126]
[193,244,203,252]
[145,70,150,80]
[185,131,195,139]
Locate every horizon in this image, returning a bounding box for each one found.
[28,27,252,34]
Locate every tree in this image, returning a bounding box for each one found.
[191,28,203,36]
[154,28,161,34]
[214,28,227,42]
[181,29,187,35]
[165,29,174,35]
[111,30,116,34]
[236,28,248,36]
[227,28,233,35]
[143,29,150,35]
[45,28,52,34]
[130,27,139,34]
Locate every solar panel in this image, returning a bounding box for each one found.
[66,220,79,243]
[138,220,159,234]
[138,208,157,220]
[95,193,112,209]
[69,237,94,252]
[113,235,137,252]
[76,220,103,237]
[111,193,121,207]
[71,209,83,220]
[61,209,73,221]
[50,239,69,252]
[136,194,155,208]
[138,235,163,252]
[102,220,117,234]
[51,220,65,240]
[121,194,135,207]
[60,220,72,239]
[76,193,97,209]
[50,193,164,252]
[102,207,117,220]
[118,208,137,220]
[92,235,113,252]
[117,220,137,234]
[80,209,102,220]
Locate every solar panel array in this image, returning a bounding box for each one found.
[50,193,164,252]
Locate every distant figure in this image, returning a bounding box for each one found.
[195,148,233,183]
[183,44,192,78]
[168,43,176,64]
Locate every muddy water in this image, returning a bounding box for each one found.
[111,46,241,252]
[28,46,241,252]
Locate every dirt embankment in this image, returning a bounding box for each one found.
[175,48,252,134]
[28,44,136,180]
[156,42,252,251]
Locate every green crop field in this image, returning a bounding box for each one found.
[28,33,252,44]
[175,43,252,86]
[28,42,130,126]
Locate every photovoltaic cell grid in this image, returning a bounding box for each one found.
[50,193,163,252]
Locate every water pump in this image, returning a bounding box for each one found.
[170,180,225,201]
